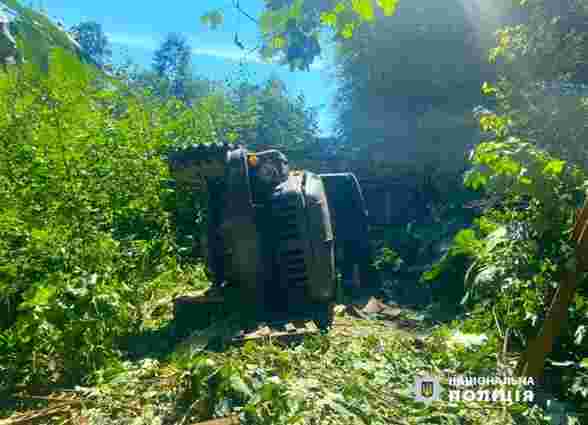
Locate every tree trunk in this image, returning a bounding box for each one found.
[516,199,588,381]
[516,268,580,380]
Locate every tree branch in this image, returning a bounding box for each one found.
[232,0,258,24]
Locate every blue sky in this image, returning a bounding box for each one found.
[40,0,339,135]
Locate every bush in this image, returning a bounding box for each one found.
[0,50,193,389]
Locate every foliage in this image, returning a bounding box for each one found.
[425,123,588,376]
[0,0,90,70]
[462,0,588,336]
[225,75,321,159]
[461,119,586,353]
[130,69,213,107]
[486,0,588,167]
[371,245,402,271]
[324,0,497,286]
[424,0,588,405]
[70,21,112,69]
[426,325,501,375]
[152,33,193,102]
[332,0,498,167]
[0,49,224,391]
[421,228,481,283]
[202,0,400,71]
[3,0,587,420]
[0,33,321,392]
[8,314,549,424]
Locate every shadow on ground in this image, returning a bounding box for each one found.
[375,268,464,324]
[118,300,334,361]
[119,276,463,362]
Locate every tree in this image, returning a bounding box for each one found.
[152,33,193,102]
[332,0,500,160]
[69,21,112,68]
[202,0,401,71]
[485,0,588,168]
[488,0,588,383]
[226,75,320,157]
[111,51,212,106]
[462,0,588,386]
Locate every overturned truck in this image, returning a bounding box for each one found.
[168,144,375,333]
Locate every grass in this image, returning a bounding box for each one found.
[1,287,551,425]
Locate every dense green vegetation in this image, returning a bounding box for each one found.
[0,49,188,388]
[1,0,588,423]
[0,2,326,396]
[1,0,92,68]
[436,0,588,405]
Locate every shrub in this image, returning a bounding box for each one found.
[0,50,190,389]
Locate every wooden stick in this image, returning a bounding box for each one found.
[0,405,72,425]
[8,396,81,404]
[516,198,588,381]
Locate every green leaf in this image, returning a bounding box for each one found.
[341,23,356,39]
[495,157,521,176]
[0,264,18,280]
[288,0,304,20]
[352,0,375,22]
[463,169,488,190]
[271,36,286,49]
[481,81,497,96]
[543,159,565,176]
[260,12,274,34]
[454,229,478,249]
[230,374,253,398]
[259,10,289,34]
[330,398,355,417]
[377,0,399,16]
[485,227,507,251]
[19,284,58,310]
[200,10,224,30]
[49,48,90,83]
[226,132,238,143]
[320,12,338,27]
[575,326,586,346]
[422,267,441,281]
[31,228,50,242]
[334,2,347,14]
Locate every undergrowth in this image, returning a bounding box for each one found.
[3,311,551,425]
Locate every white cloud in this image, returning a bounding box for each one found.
[192,45,265,63]
[107,32,326,70]
[107,32,159,50]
